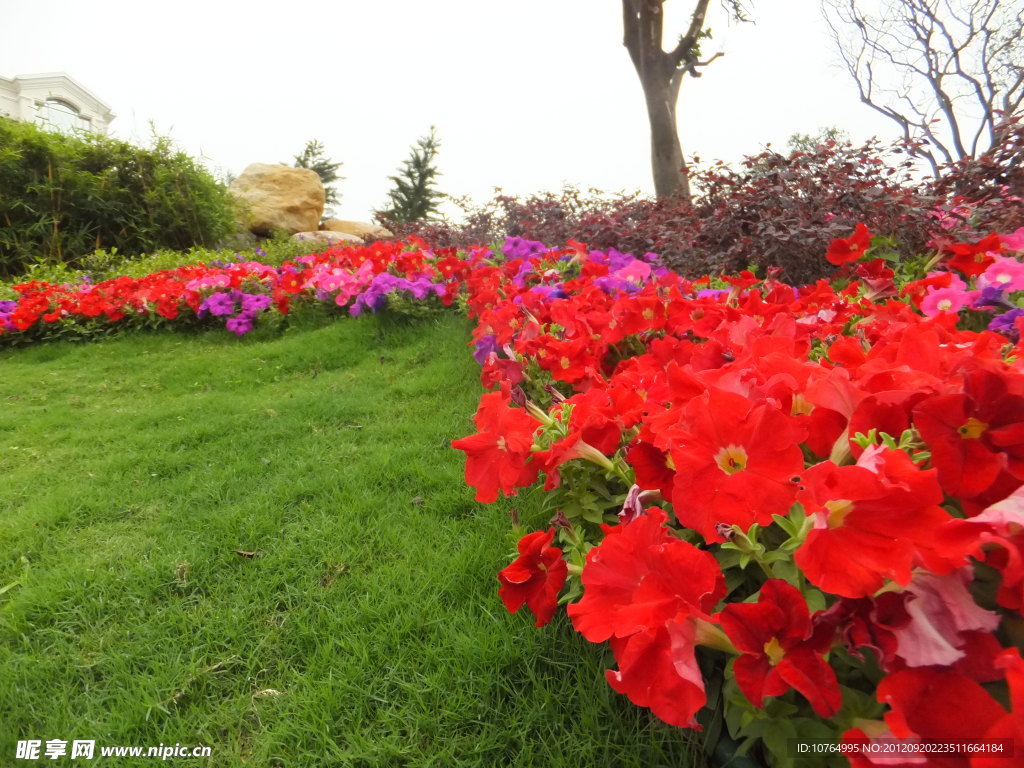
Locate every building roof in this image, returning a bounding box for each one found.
[0,72,115,121]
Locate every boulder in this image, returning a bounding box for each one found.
[230,163,324,236]
[291,231,364,247]
[321,219,393,240]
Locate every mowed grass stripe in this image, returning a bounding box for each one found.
[0,312,702,768]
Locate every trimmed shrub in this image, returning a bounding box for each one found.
[0,117,235,276]
[384,127,1024,284]
[384,139,938,284]
[650,138,935,283]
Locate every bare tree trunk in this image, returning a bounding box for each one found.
[623,0,742,201]
[642,72,689,200]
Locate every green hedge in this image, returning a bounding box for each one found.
[0,117,236,276]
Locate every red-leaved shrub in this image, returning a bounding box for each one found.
[380,123,1024,284]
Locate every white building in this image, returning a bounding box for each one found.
[0,72,115,134]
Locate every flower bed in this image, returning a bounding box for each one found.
[454,230,1024,765]
[0,237,481,343]
[3,223,1024,765]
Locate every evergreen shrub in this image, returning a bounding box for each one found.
[0,117,236,276]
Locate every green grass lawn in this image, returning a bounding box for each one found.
[0,312,704,768]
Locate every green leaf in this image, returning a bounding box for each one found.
[580,504,606,525]
[769,558,800,584]
[804,588,827,613]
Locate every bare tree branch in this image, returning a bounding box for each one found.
[821,0,1024,177]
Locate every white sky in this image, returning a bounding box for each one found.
[2,0,900,221]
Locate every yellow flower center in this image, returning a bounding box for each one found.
[715,445,748,475]
[496,436,508,452]
[958,417,988,439]
[763,636,785,666]
[937,299,953,311]
[825,499,854,529]
[791,393,814,417]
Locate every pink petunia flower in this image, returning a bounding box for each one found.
[979,256,1024,293]
[891,568,1000,668]
[919,287,969,316]
[1000,226,1024,253]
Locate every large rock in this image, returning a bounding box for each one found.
[292,231,364,247]
[230,163,325,236]
[321,219,393,239]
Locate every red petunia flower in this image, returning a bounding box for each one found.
[668,387,805,544]
[937,486,1024,611]
[497,527,568,627]
[277,270,309,295]
[975,649,1024,768]
[901,269,958,306]
[855,258,898,299]
[626,441,677,502]
[813,591,911,672]
[719,579,841,718]
[945,233,1002,277]
[567,508,726,728]
[533,388,624,490]
[451,391,540,503]
[826,222,872,265]
[866,665,1012,768]
[795,447,954,598]
[913,368,1024,501]
[605,618,707,729]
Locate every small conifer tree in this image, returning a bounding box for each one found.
[787,127,849,155]
[378,127,442,224]
[293,139,343,205]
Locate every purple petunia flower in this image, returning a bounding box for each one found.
[225,312,255,337]
[593,276,641,296]
[239,293,273,313]
[527,284,566,300]
[974,285,1014,310]
[510,261,535,289]
[696,289,731,300]
[989,307,1024,342]
[502,237,548,260]
[203,292,237,317]
[0,299,16,331]
[473,334,499,365]
[348,273,445,316]
[403,276,445,300]
[606,248,635,273]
